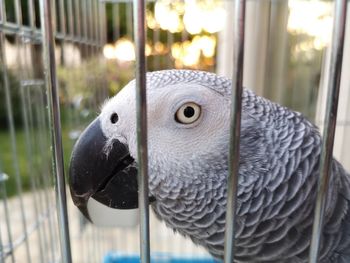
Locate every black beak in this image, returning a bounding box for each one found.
[69,118,139,223]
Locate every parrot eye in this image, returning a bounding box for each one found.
[175,102,201,124]
[110,113,119,124]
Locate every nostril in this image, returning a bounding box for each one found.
[110,113,119,124]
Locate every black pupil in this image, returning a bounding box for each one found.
[183,106,195,118]
[110,113,119,124]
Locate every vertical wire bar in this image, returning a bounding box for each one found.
[41,0,67,258]
[89,0,97,115]
[19,83,45,263]
[99,1,107,47]
[101,0,109,99]
[0,172,8,263]
[88,0,93,44]
[82,0,88,43]
[0,208,2,263]
[93,0,99,45]
[32,84,57,262]
[34,88,55,262]
[38,1,72,262]
[58,0,66,70]
[127,2,133,39]
[99,0,109,139]
[72,0,84,146]
[308,1,348,262]
[223,1,246,262]
[52,0,57,33]
[181,22,188,43]
[167,30,173,69]
[112,4,120,41]
[86,1,91,49]
[74,0,83,133]
[99,230,104,260]
[92,227,96,262]
[14,0,22,25]
[101,229,106,260]
[0,173,14,263]
[133,0,151,262]
[93,0,102,104]
[89,226,94,263]
[85,0,95,116]
[83,226,88,263]
[152,3,159,71]
[91,0,95,43]
[72,0,83,133]
[27,84,54,263]
[67,0,73,37]
[82,0,92,67]
[88,227,93,263]
[0,0,6,22]
[94,228,99,262]
[35,84,58,262]
[74,0,81,39]
[59,0,66,36]
[28,0,36,28]
[0,221,3,263]
[0,5,32,263]
[95,0,100,46]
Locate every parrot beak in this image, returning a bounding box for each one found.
[69,118,144,227]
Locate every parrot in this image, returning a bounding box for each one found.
[69,70,350,262]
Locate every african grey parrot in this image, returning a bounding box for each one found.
[69,70,350,262]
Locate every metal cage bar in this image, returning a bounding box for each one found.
[133,0,151,262]
[224,0,246,262]
[38,0,72,262]
[19,81,46,263]
[309,0,348,262]
[0,172,14,263]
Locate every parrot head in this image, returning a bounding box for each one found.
[69,70,235,223]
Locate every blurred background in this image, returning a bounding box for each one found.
[0,0,349,262]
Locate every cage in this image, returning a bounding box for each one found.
[0,0,349,262]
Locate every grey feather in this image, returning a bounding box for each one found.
[121,70,350,262]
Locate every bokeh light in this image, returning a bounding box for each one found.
[288,1,332,50]
[154,0,225,35]
[103,38,151,62]
[171,35,216,68]
[104,0,224,68]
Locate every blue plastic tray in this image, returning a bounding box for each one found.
[103,252,221,263]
